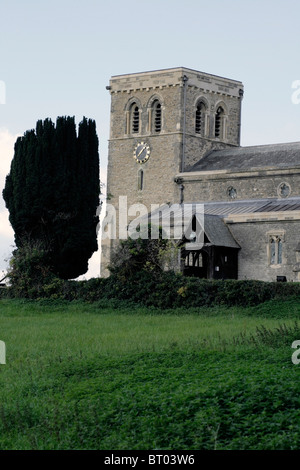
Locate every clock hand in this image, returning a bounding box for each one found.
[137,146,146,158]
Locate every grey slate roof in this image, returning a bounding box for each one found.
[136,197,300,248]
[200,214,240,248]
[138,203,240,248]
[202,197,300,216]
[188,141,300,172]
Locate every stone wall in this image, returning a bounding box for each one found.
[180,170,300,202]
[183,74,242,169]
[227,218,300,281]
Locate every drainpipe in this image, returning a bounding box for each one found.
[180,184,184,204]
[181,75,188,172]
[174,177,184,205]
[238,88,244,146]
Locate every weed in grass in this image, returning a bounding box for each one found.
[232,321,300,349]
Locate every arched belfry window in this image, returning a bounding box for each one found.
[131,103,140,133]
[195,101,206,135]
[215,106,225,138]
[153,100,162,133]
[149,99,162,133]
[125,100,141,135]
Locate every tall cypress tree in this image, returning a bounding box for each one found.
[3,116,100,279]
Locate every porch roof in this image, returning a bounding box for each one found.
[138,203,240,248]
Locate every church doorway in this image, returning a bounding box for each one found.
[183,249,209,278]
[182,246,238,280]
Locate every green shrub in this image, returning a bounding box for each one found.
[6,242,58,299]
[4,261,300,309]
[108,226,179,279]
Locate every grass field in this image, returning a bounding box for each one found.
[0,298,300,450]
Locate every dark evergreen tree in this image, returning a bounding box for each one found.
[3,116,100,279]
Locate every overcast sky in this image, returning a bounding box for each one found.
[1,0,300,278]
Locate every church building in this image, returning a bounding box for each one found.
[101,67,300,282]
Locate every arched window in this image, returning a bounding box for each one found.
[151,99,162,133]
[154,101,162,132]
[215,106,224,138]
[195,101,206,135]
[125,100,141,135]
[131,103,140,133]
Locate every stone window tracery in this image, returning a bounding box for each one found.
[269,235,283,265]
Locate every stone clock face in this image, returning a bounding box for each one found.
[133,142,150,163]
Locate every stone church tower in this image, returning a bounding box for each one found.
[106,67,243,207]
[101,67,244,274]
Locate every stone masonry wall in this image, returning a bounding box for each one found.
[183,77,242,169]
[227,220,300,281]
[181,171,300,202]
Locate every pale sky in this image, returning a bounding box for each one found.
[1,0,300,279]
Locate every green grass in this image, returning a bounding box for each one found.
[0,298,300,450]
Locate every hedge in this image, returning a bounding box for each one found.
[1,270,300,309]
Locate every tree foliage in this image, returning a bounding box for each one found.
[108,224,180,279]
[6,241,56,298]
[3,116,100,279]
